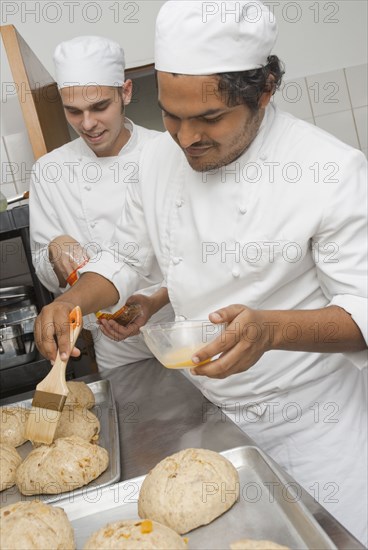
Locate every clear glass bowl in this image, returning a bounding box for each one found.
[140,320,226,369]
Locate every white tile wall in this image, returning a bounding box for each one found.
[353,106,368,150]
[315,110,360,149]
[273,77,313,120]
[345,64,368,109]
[0,182,17,200]
[275,63,367,151]
[1,138,15,187]
[306,69,351,117]
[1,138,10,165]
[2,132,35,188]
[0,96,28,136]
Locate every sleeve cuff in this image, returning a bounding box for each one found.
[34,256,60,295]
[79,250,140,315]
[328,294,368,370]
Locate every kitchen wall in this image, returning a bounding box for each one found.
[1,1,367,286]
[273,64,367,156]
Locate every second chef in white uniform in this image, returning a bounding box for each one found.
[30,36,173,370]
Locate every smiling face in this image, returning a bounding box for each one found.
[60,82,132,157]
[157,72,271,172]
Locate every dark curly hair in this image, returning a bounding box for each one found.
[217,55,285,112]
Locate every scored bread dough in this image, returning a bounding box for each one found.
[16,435,109,495]
[84,519,187,549]
[55,406,100,442]
[0,500,75,550]
[32,407,100,448]
[65,381,95,409]
[0,443,22,491]
[0,406,30,447]
[138,448,239,534]
[230,540,290,549]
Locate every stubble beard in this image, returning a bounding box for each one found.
[189,109,263,173]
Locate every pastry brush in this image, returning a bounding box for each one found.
[25,306,82,445]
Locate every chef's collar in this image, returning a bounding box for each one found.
[211,103,274,173]
[155,1,278,75]
[236,103,275,165]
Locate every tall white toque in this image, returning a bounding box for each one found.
[53,36,125,89]
[155,0,278,75]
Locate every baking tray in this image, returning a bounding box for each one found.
[0,379,120,506]
[56,446,336,549]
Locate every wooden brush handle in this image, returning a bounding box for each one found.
[36,306,82,395]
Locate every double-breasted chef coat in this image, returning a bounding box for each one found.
[30,119,174,370]
[82,104,368,544]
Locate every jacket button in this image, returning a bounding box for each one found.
[175,199,184,207]
[84,185,91,191]
[232,268,240,278]
[172,257,182,265]
[239,205,247,214]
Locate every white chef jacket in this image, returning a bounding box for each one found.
[81,104,368,543]
[30,118,173,370]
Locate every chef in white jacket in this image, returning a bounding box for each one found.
[30,36,172,370]
[35,2,367,543]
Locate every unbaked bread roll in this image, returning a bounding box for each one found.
[16,435,109,495]
[84,519,187,549]
[0,406,30,447]
[32,407,100,448]
[230,541,290,549]
[0,443,22,491]
[138,448,239,534]
[55,406,100,442]
[65,381,95,409]
[0,500,75,550]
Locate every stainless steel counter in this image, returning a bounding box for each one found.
[101,358,364,550]
[1,357,364,549]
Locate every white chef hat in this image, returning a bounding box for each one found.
[53,36,125,89]
[155,0,278,75]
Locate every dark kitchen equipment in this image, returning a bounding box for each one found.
[0,324,26,366]
[0,285,37,369]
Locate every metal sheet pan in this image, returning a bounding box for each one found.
[0,379,120,506]
[56,446,336,549]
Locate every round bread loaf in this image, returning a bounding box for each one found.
[230,540,290,549]
[0,500,75,549]
[65,382,95,409]
[16,435,109,495]
[138,448,239,534]
[55,406,100,442]
[32,407,100,448]
[0,406,30,447]
[0,443,22,491]
[84,519,187,549]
